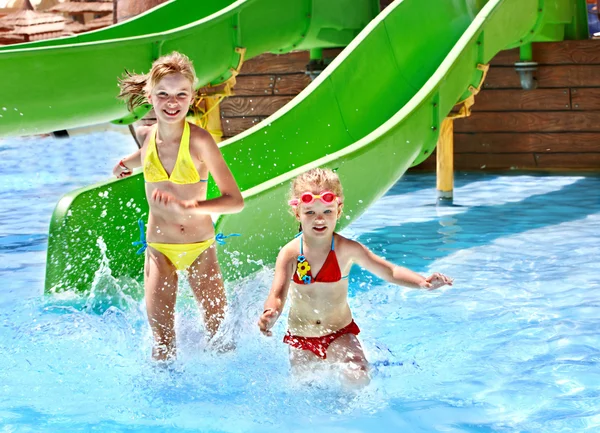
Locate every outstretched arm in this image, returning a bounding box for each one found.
[113,149,141,178]
[257,250,293,336]
[112,125,150,178]
[350,240,452,289]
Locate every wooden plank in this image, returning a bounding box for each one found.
[220,96,294,117]
[273,73,311,95]
[233,75,274,96]
[472,88,571,111]
[241,49,342,74]
[490,48,520,66]
[221,116,265,137]
[454,153,538,169]
[571,87,600,110]
[534,153,600,169]
[455,112,600,133]
[485,65,600,89]
[241,52,310,74]
[411,153,538,170]
[455,132,600,153]
[491,40,600,66]
[485,66,527,88]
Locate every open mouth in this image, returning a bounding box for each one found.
[163,109,180,117]
[313,226,327,233]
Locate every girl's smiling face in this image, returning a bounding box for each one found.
[295,192,342,238]
[147,73,193,123]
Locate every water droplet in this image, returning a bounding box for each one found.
[2,107,6,111]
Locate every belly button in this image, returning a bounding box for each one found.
[316,320,321,325]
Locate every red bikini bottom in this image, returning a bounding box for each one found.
[283,320,360,359]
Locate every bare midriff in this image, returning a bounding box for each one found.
[287,280,352,337]
[145,180,214,243]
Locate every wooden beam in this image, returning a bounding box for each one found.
[486,64,600,89]
[221,116,265,136]
[491,40,600,66]
[455,112,600,133]
[571,88,600,110]
[233,75,275,96]
[534,153,600,169]
[455,132,600,153]
[273,74,311,95]
[220,96,294,117]
[412,153,539,170]
[471,88,571,111]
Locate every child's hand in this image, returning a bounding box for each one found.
[150,189,181,212]
[113,159,132,179]
[420,272,453,290]
[257,308,278,336]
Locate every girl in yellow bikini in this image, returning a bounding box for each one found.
[112,52,244,361]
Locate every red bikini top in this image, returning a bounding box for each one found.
[293,235,348,284]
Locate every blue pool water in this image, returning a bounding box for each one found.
[1,131,599,432]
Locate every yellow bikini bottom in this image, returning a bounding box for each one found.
[147,238,215,271]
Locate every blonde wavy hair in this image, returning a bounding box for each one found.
[290,168,344,206]
[118,51,198,112]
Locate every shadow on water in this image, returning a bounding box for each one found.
[349,175,600,291]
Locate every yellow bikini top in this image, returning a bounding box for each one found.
[143,122,206,184]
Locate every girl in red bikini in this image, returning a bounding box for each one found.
[257,168,452,386]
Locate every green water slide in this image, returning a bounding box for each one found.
[0,0,378,136]
[1,0,576,293]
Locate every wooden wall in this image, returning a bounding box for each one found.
[221,49,340,140]
[414,40,600,171]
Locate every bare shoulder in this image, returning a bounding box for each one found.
[334,233,361,250]
[334,234,367,260]
[135,124,153,148]
[188,123,215,147]
[278,238,300,262]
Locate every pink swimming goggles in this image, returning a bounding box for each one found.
[288,191,342,206]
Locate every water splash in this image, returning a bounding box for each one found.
[82,236,142,314]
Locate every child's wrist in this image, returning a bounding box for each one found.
[119,159,131,171]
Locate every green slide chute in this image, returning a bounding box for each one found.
[0,0,576,294]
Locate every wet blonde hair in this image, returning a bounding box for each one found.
[290,168,343,231]
[290,168,344,206]
[118,51,198,112]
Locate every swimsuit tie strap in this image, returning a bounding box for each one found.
[215,232,241,245]
[132,218,147,255]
